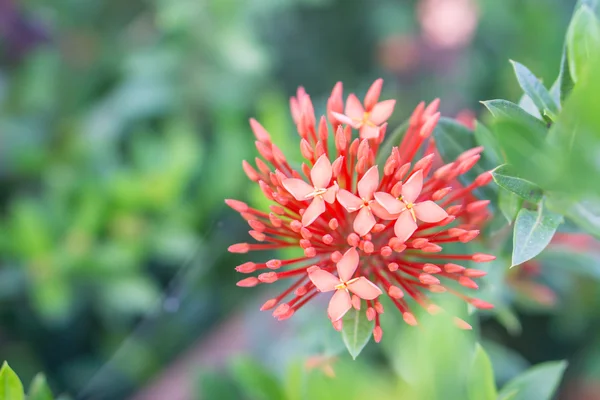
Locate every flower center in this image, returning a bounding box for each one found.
[334,277,359,290]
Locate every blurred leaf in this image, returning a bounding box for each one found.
[474,121,502,169]
[467,344,497,400]
[283,362,303,400]
[341,308,374,360]
[0,362,24,400]
[28,374,53,400]
[494,306,522,336]
[563,198,600,239]
[481,100,547,138]
[492,165,543,203]
[197,371,240,400]
[510,61,559,119]
[433,118,496,201]
[567,5,600,83]
[557,49,575,103]
[539,247,600,279]
[230,357,284,400]
[499,189,523,224]
[497,390,519,400]
[497,361,567,400]
[512,201,563,267]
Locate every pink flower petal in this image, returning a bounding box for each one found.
[357,166,379,200]
[328,289,352,322]
[302,196,326,226]
[336,247,360,282]
[347,277,382,300]
[401,169,423,204]
[331,112,359,128]
[369,99,396,125]
[364,78,383,110]
[282,178,314,201]
[345,94,365,120]
[370,201,399,220]
[337,189,363,212]
[414,200,448,223]
[359,124,380,140]
[353,206,376,237]
[394,210,418,243]
[311,155,332,189]
[374,192,404,214]
[322,183,338,204]
[308,267,339,292]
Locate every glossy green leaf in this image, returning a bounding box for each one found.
[567,5,600,82]
[0,362,24,400]
[512,202,563,267]
[497,361,567,400]
[341,308,374,359]
[499,188,523,223]
[467,344,497,400]
[481,100,547,138]
[492,165,543,203]
[510,61,559,118]
[28,374,54,400]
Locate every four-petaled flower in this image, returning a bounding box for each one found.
[374,170,448,242]
[336,166,388,236]
[282,155,338,226]
[308,247,382,321]
[332,79,396,140]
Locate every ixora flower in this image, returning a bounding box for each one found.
[226,79,495,342]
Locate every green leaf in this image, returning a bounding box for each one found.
[563,198,600,239]
[510,61,559,119]
[558,48,575,103]
[467,344,497,400]
[341,308,374,359]
[28,374,54,400]
[492,165,543,203]
[497,390,519,400]
[474,121,502,169]
[539,247,600,279]
[567,5,600,83]
[512,202,563,267]
[498,189,523,224]
[433,118,496,201]
[230,357,284,400]
[497,361,567,400]
[481,100,547,138]
[376,119,408,165]
[0,362,24,400]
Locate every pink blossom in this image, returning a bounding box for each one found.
[308,248,382,321]
[332,79,396,140]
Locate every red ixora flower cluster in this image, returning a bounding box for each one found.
[226,79,495,342]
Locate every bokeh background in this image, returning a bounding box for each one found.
[3,0,600,399]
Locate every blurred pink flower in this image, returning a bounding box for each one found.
[418,0,479,50]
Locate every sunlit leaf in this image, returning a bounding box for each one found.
[567,5,600,82]
[510,61,559,120]
[499,189,524,224]
[341,308,374,360]
[28,374,54,400]
[512,201,563,267]
[0,362,24,400]
[467,344,497,400]
[492,165,543,203]
[481,100,547,138]
[497,361,567,400]
[230,357,285,400]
